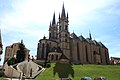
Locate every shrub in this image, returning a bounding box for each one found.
[46,63,51,68]
[0,71,4,77]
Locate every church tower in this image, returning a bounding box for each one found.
[49,12,58,41]
[58,3,70,59]
[0,29,3,61]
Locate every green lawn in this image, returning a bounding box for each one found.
[0,78,7,80]
[35,63,120,80]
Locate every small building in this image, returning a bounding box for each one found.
[4,40,30,62]
[111,57,120,65]
[48,52,62,62]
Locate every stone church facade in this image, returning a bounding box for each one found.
[37,4,109,64]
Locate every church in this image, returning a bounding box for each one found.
[37,4,109,64]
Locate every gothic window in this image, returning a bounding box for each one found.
[85,45,88,62]
[99,48,102,63]
[49,42,51,47]
[59,34,61,37]
[65,39,67,42]
[105,50,108,64]
[59,39,61,42]
[65,25,68,30]
[65,34,67,37]
[56,55,58,60]
[49,33,51,38]
[59,26,61,31]
[41,43,44,59]
[77,43,80,61]
[51,55,54,60]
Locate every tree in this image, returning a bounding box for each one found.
[16,40,26,63]
[7,57,16,66]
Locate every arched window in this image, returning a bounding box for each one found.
[77,43,80,61]
[99,48,102,63]
[41,43,44,59]
[49,33,51,38]
[65,34,67,37]
[56,55,58,60]
[85,45,88,62]
[65,39,67,42]
[59,26,61,31]
[65,25,68,30]
[51,54,54,60]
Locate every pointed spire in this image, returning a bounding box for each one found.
[49,21,51,27]
[43,35,46,39]
[61,2,66,17]
[89,30,92,40]
[59,13,60,19]
[52,12,56,25]
[67,12,68,19]
[21,40,23,44]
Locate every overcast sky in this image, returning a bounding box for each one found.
[0,0,120,64]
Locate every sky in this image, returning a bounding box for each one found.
[0,0,120,64]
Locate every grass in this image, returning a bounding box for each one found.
[0,78,8,80]
[35,63,120,80]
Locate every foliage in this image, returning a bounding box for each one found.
[16,42,26,63]
[35,64,120,80]
[53,62,74,78]
[7,57,16,66]
[46,63,51,68]
[0,78,8,80]
[0,71,4,77]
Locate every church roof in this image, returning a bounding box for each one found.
[98,42,106,48]
[70,32,78,39]
[111,57,120,60]
[59,53,69,60]
[86,38,94,44]
[79,35,86,41]
[93,40,99,46]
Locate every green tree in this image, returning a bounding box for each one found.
[16,40,26,63]
[7,57,16,66]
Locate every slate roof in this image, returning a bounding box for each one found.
[111,57,120,60]
[79,35,86,41]
[98,42,106,48]
[70,32,78,39]
[59,53,69,60]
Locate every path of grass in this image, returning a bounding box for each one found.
[35,64,120,80]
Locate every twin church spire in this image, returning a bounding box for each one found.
[51,3,68,26]
[49,3,68,40]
